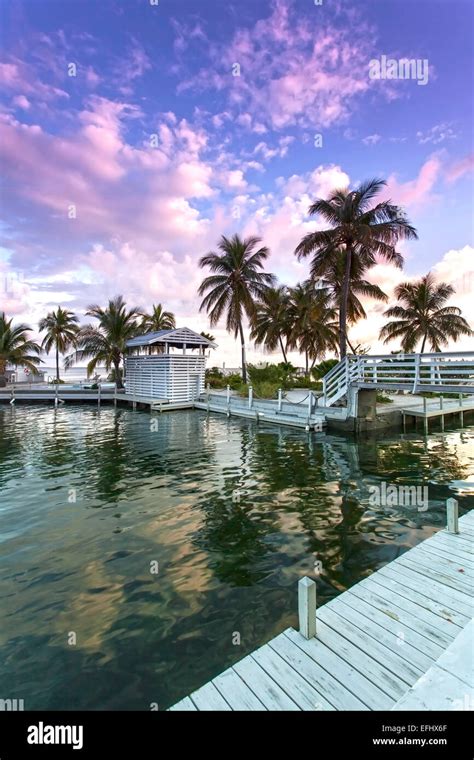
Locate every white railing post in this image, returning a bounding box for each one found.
[298,576,316,639]
[278,388,282,411]
[226,384,230,404]
[413,354,420,393]
[446,497,459,534]
[307,390,313,419]
[248,386,253,409]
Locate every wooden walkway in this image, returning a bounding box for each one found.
[170,509,474,711]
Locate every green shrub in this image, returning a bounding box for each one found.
[376,393,393,404]
[312,358,339,380]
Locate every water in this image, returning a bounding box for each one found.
[0,405,473,710]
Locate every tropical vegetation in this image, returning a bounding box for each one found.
[294,178,418,359]
[39,306,79,382]
[65,296,142,389]
[0,313,42,386]
[380,273,473,352]
[198,234,276,383]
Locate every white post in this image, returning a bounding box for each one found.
[226,384,230,405]
[54,382,58,407]
[248,386,253,409]
[298,576,316,639]
[413,354,420,393]
[278,388,282,412]
[446,498,459,534]
[308,390,313,419]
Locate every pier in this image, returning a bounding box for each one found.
[170,502,474,711]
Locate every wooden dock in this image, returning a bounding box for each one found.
[402,397,474,433]
[170,506,474,711]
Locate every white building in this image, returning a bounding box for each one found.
[125,327,216,404]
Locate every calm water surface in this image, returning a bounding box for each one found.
[1,405,473,709]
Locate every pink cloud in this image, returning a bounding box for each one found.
[445,153,474,183]
[386,155,442,208]
[176,0,381,130]
[0,59,69,101]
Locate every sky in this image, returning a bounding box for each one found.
[0,0,473,369]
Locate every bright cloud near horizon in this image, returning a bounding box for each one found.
[0,0,473,369]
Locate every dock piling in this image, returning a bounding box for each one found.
[298,576,316,639]
[446,497,459,534]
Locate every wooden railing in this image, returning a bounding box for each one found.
[322,352,474,407]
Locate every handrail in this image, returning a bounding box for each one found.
[321,352,474,407]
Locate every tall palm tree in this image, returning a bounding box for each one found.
[0,313,42,386]
[250,285,291,362]
[198,234,276,383]
[287,281,339,375]
[39,306,79,382]
[379,273,473,352]
[65,296,142,389]
[140,303,175,333]
[295,178,418,359]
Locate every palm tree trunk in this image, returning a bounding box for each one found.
[305,351,309,376]
[278,336,288,364]
[239,323,247,383]
[56,344,60,383]
[420,334,427,353]
[0,357,6,387]
[114,358,123,389]
[339,245,353,360]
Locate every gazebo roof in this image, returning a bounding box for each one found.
[126,327,216,349]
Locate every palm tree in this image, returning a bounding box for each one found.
[295,178,418,359]
[200,331,215,343]
[65,296,142,389]
[140,303,175,333]
[198,234,276,383]
[250,285,291,362]
[319,250,388,352]
[379,273,473,352]
[39,306,79,383]
[0,313,42,386]
[287,281,339,375]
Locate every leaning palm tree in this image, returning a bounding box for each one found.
[287,281,339,375]
[320,250,388,352]
[0,313,42,386]
[140,303,175,333]
[295,178,418,359]
[39,306,79,382]
[250,285,291,362]
[65,296,142,389]
[380,273,473,352]
[198,234,276,383]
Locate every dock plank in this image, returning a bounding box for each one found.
[212,667,267,710]
[232,655,300,710]
[318,605,424,684]
[283,629,394,710]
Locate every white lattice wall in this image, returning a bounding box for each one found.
[125,355,206,402]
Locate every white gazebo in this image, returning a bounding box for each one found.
[125,327,216,403]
